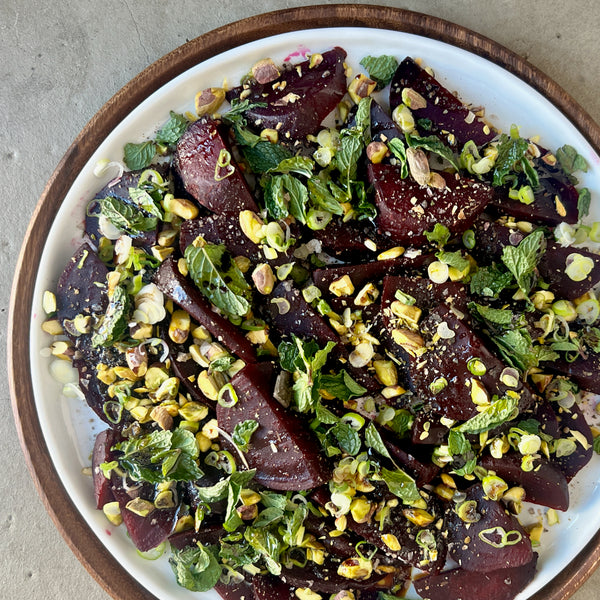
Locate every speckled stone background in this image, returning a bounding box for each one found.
[2,1,599,599]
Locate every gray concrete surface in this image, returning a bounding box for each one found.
[2,1,600,599]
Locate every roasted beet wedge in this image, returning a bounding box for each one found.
[313,254,434,295]
[402,305,535,421]
[414,553,538,600]
[175,118,258,214]
[229,47,347,140]
[446,484,533,572]
[480,452,569,511]
[552,401,594,481]
[390,57,496,148]
[217,362,330,490]
[252,575,294,600]
[56,243,108,322]
[154,257,257,363]
[92,429,120,509]
[369,164,493,245]
[216,580,255,600]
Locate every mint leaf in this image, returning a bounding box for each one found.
[494,328,538,372]
[556,144,589,176]
[364,422,391,459]
[185,241,251,318]
[169,543,221,592]
[97,196,158,236]
[232,420,259,453]
[425,223,450,247]
[387,137,409,178]
[437,250,470,272]
[123,141,157,170]
[91,285,131,348]
[388,409,413,437]
[492,132,529,187]
[307,177,344,215]
[155,111,189,146]
[469,302,514,326]
[330,421,361,455]
[244,527,282,576]
[268,156,314,178]
[243,141,292,172]
[359,55,399,89]
[380,467,421,504]
[447,430,476,476]
[593,436,600,455]
[315,402,340,425]
[501,229,546,295]
[455,395,519,435]
[407,134,460,171]
[469,264,513,298]
[578,187,591,219]
[128,187,164,220]
[319,370,367,401]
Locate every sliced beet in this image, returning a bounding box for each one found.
[369,164,492,245]
[230,47,347,140]
[56,243,108,322]
[414,553,538,600]
[92,429,120,509]
[380,428,440,486]
[252,575,294,600]
[550,352,600,395]
[410,410,450,446]
[217,362,330,490]
[553,401,594,481]
[175,118,258,214]
[406,305,535,421]
[389,57,496,148]
[154,257,257,363]
[168,523,224,550]
[480,452,569,511]
[446,484,533,572]
[110,480,179,552]
[216,579,255,600]
[537,242,600,300]
[312,254,434,295]
[370,99,401,142]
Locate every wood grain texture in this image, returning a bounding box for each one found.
[8,4,600,600]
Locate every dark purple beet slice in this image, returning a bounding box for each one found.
[312,254,434,295]
[56,243,108,322]
[553,401,594,481]
[175,118,258,215]
[154,257,257,363]
[217,362,330,490]
[279,559,405,593]
[168,523,224,550]
[369,164,492,245]
[370,99,401,142]
[472,219,600,300]
[535,398,561,439]
[549,353,600,395]
[231,47,347,140]
[537,242,600,300]
[345,508,447,574]
[410,410,450,446]
[390,57,496,148]
[216,579,255,600]
[110,481,179,552]
[380,428,440,486]
[446,484,533,572]
[414,553,538,600]
[92,429,120,509]
[179,215,294,267]
[252,575,294,600]
[480,452,569,511]
[406,305,535,421]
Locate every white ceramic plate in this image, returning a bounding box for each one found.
[29,26,600,600]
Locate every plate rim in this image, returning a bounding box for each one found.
[8,4,600,600]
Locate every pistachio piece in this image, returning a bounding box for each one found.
[348,73,376,104]
[194,87,226,117]
[366,141,388,164]
[251,58,280,84]
[406,147,431,186]
[252,263,275,295]
[401,87,427,109]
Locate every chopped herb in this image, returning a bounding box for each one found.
[232,420,259,453]
[330,421,361,455]
[91,285,131,348]
[379,467,421,504]
[469,302,514,326]
[556,144,589,176]
[492,131,529,187]
[96,196,158,236]
[123,141,157,170]
[425,223,451,247]
[319,369,367,401]
[185,241,251,318]
[455,395,519,435]
[359,55,399,89]
[169,543,221,592]
[387,137,409,178]
[578,187,591,219]
[437,250,470,272]
[406,133,460,171]
[155,111,189,146]
[364,422,391,459]
[470,264,513,298]
[501,229,546,295]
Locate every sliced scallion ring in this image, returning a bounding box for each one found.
[217,383,238,407]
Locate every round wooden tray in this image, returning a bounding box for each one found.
[8,4,600,600]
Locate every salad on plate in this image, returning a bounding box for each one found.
[40,45,600,600]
